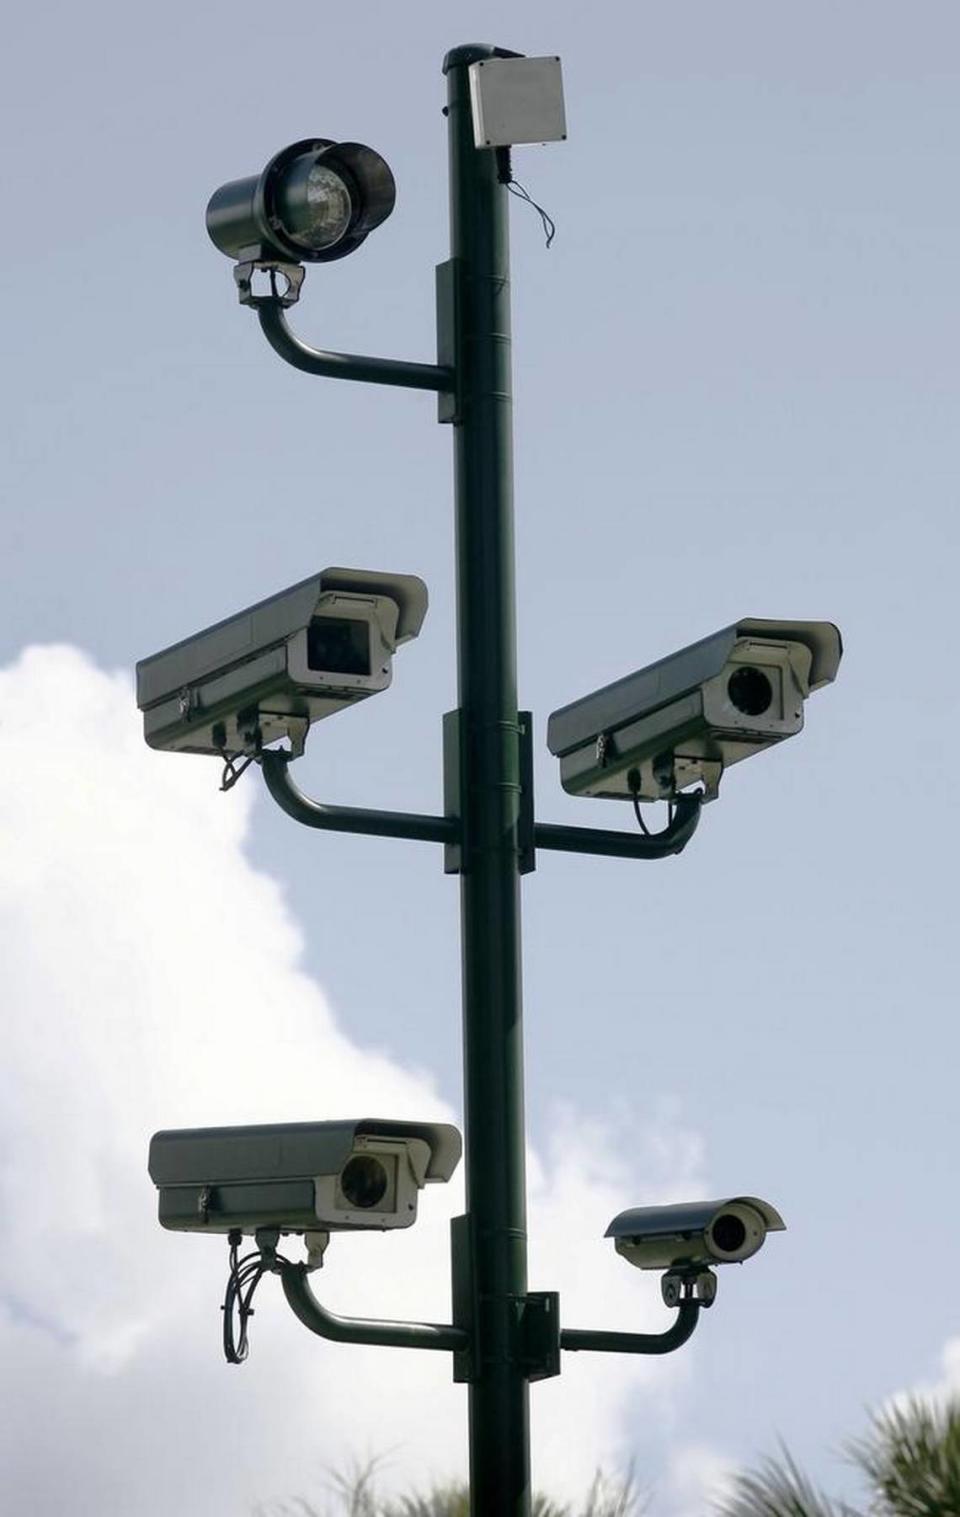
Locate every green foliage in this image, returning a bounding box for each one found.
[714,1444,856,1517]
[263,1400,960,1517]
[374,1481,575,1517]
[260,1461,643,1517]
[847,1398,960,1516]
[713,1397,960,1517]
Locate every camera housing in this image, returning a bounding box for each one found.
[136,567,428,757]
[606,1195,785,1272]
[148,1118,462,1236]
[547,619,841,802]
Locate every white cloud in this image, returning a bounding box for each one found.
[0,646,709,1513]
[662,1443,739,1517]
[891,1334,960,1414]
[934,1340,960,1397]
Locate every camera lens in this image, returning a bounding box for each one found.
[340,1155,388,1209]
[307,616,371,676]
[727,666,773,717]
[711,1212,748,1253]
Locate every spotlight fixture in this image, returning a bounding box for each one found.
[206,138,396,264]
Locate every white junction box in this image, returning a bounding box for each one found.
[468,56,567,149]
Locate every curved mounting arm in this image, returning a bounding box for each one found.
[534,793,701,862]
[260,750,459,845]
[260,751,698,859]
[560,1297,701,1357]
[280,1263,467,1353]
[257,300,455,394]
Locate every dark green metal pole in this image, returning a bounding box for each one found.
[444,44,531,1515]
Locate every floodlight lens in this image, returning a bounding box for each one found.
[279,162,354,252]
[340,1155,389,1209]
[727,666,773,717]
[710,1212,748,1253]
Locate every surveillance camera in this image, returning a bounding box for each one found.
[606,1196,785,1274]
[136,567,428,758]
[547,619,841,802]
[148,1118,462,1237]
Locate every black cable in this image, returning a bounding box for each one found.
[223,1236,263,1363]
[224,1259,265,1362]
[506,179,556,248]
[217,747,257,792]
[629,769,702,836]
[222,1231,293,1364]
[631,792,652,836]
[495,145,556,248]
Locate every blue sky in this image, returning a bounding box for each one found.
[2,3,959,1511]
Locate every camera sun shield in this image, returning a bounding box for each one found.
[547,618,841,802]
[136,567,428,758]
[606,1195,786,1272]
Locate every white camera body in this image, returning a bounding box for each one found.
[547,619,841,801]
[606,1195,785,1272]
[136,567,428,757]
[148,1118,461,1237]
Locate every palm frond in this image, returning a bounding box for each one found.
[261,1463,643,1516]
[380,1481,470,1517]
[577,1466,645,1516]
[713,1444,859,1517]
[847,1396,960,1515]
